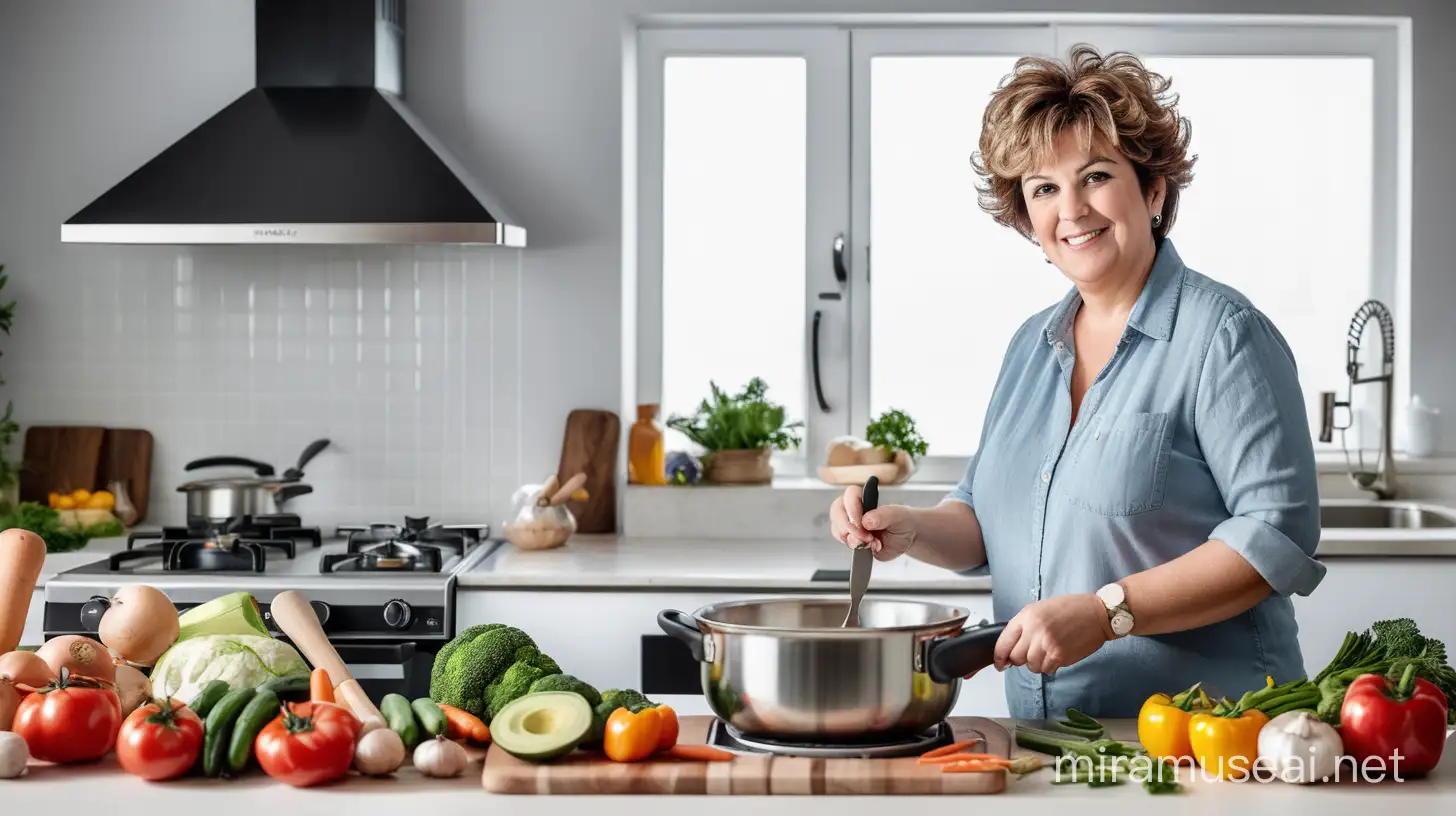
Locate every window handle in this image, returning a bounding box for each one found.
[812,310,831,412]
[833,233,848,284]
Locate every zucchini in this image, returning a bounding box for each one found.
[227,689,281,773]
[256,674,311,702]
[411,697,447,738]
[203,687,257,778]
[380,693,420,748]
[188,680,231,719]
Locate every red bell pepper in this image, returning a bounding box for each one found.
[1340,665,1449,777]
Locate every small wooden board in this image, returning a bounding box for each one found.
[482,716,1009,795]
[555,409,619,534]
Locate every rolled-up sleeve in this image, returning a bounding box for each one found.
[1195,308,1324,597]
[944,453,978,509]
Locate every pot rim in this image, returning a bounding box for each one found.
[688,595,970,636]
[176,477,296,491]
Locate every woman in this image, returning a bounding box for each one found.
[829,45,1323,720]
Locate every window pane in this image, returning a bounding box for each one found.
[870,57,1068,458]
[1140,56,1373,451]
[662,57,806,448]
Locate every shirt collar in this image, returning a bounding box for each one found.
[1042,237,1186,346]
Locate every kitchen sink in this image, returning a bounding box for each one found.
[1320,502,1456,530]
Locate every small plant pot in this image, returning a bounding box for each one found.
[705,447,773,484]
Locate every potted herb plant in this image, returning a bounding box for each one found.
[820,408,928,485]
[666,378,803,484]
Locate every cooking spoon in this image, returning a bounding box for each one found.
[842,475,879,628]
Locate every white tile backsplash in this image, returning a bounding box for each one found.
[11,244,525,532]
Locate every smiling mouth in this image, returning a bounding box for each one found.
[1062,228,1106,248]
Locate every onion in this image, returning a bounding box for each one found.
[0,651,55,688]
[112,663,152,716]
[413,736,468,778]
[1257,710,1343,784]
[354,727,406,776]
[98,586,178,666]
[35,636,115,684]
[0,679,18,732]
[0,731,27,778]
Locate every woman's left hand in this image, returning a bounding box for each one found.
[993,594,1113,675]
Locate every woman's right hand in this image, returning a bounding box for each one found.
[830,485,918,561]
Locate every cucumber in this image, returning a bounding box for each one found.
[188,680,231,719]
[256,674,311,702]
[411,698,447,738]
[203,687,257,778]
[227,689,280,773]
[380,693,420,748]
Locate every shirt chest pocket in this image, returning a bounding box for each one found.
[1065,412,1173,516]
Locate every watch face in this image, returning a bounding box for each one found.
[1097,583,1125,608]
[1111,611,1135,636]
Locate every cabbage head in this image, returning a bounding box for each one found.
[150,634,308,702]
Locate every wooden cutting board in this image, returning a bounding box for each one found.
[97,428,154,523]
[18,426,106,504]
[482,716,1009,795]
[555,409,620,534]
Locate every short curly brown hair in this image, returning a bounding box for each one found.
[971,44,1196,242]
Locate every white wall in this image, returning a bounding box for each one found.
[2,0,1454,530]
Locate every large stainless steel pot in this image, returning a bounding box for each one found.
[178,439,330,521]
[658,598,1006,742]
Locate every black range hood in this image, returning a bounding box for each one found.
[62,0,525,247]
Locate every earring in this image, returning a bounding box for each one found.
[1045,257,1052,264]
[1152,213,1163,228]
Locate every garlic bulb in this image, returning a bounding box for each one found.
[1257,710,1343,784]
[0,731,28,779]
[354,727,406,776]
[413,736,469,778]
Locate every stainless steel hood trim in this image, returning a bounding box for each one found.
[60,222,525,247]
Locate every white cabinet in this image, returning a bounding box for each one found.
[456,589,1009,718]
[1293,558,1456,672]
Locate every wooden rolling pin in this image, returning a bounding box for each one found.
[269,590,386,729]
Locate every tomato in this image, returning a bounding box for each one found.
[117,698,205,781]
[12,667,122,763]
[254,701,360,787]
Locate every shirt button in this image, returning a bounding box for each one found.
[1094,430,1101,440]
[1041,470,1050,483]
[1055,341,1064,351]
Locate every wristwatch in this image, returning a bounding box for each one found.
[1095,582,1135,638]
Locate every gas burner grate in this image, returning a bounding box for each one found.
[706,720,954,759]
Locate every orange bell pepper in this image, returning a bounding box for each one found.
[655,705,679,751]
[605,705,664,762]
[1188,708,1269,780]
[1137,682,1210,763]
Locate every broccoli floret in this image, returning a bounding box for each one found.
[431,623,504,691]
[584,689,658,745]
[430,625,556,718]
[528,674,601,707]
[1372,618,1427,659]
[486,662,550,719]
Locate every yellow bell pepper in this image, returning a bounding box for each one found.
[1188,709,1269,780]
[1137,682,1210,763]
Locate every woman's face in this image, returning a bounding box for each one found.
[1022,129,1165,288]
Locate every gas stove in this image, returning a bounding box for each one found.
[705,720,954,758]
[112,513,323,573]
[324,517,489,574]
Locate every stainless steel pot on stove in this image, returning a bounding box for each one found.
[658,597,1006,742]
[177,439,330,521]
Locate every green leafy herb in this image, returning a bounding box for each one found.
[1311,617,1456,725]
[665,378,803,454]
[0,501,122,553]
[864,408,928,459]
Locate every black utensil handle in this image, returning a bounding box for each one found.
[184,456,276,476]
[284,439,331,480]
[812,310,830,412]
[925,621,1008,683]
[861,475,879,512]
[274,484,313,503]
[657,609,707,662]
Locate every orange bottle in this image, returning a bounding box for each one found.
[628,404,668,485]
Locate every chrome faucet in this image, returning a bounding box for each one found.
[1319,300,1397,499]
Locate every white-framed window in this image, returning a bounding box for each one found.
[633,16,1410,483]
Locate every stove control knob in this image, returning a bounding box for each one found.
[383,599,413,630]
[80,596,111,632]
[309,600,331,627]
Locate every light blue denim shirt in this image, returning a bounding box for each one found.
[946,238,1323,720]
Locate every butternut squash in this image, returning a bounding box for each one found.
[0,529,47,654]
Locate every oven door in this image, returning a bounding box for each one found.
[333,642,438,701]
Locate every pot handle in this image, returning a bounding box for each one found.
[658,609,709,663]
[284,439,331,481]
[274,484,314,504]
[923,621,1008,684]
[185,456,276,476]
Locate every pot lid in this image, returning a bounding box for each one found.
[177,476,288,491]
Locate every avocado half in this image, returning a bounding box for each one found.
[491,691,594,761]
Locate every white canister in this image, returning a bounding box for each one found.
[1403,395,1440,457]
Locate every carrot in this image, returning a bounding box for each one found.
[437,702,491,743]
[940,759,1013,773]
[310,668,334,703]
[917,752,1006,765]
[916,739,985,763]
[665,744,736,762]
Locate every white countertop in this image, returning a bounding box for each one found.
[3,720,1452,814]
[459,535,992,591]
